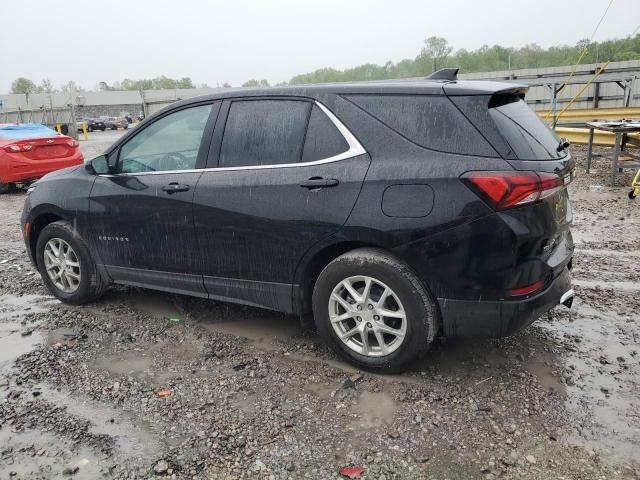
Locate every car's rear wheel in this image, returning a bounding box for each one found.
[312,248,437,372]
[0,183,10,194]
[36,221,107,304]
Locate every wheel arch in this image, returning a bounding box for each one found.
[293,239,443,333]
[293,239,382,316]
[26,207,68,261]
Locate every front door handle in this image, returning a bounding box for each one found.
[162,182,190,194]
[299,177,340,189]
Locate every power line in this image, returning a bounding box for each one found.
[588,0,615,43]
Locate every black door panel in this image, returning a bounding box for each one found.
[89,172,206,295]
[193,155,370,311]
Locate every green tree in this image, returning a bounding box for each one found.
[421,36,453,72]
[11,77,37,95]
[287,34,640,85]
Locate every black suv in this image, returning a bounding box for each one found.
[21,70,575,371]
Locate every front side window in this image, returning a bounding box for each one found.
[118,104,213,173]
[219,100,311,168]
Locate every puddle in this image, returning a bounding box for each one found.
[542,298,640,460]
[201,315,300,344]
[0,294,56,368]
[0,293,57,321]
[35,384,163,461]
[128,290,182,320]
[127,288,302,347]
[94,348,154,376]
[351,391,398,429]
[0,428,107,479]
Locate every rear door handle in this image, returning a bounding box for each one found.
[162,182,190,194]
[299,177,339,189]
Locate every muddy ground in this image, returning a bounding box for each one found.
[0,133,639,479]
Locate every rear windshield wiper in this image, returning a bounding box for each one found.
[556,138,570,152]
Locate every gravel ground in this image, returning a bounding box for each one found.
[0,134,639,479]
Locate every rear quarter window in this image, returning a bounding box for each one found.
[488,95,563,160]
[344,94,497,157]
[450,94,564,161]
[302,105,349,162]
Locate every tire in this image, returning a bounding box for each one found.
[0,183,10,194]
[100,127,106,131]
[312,248,437,373]
[35,221,107,304]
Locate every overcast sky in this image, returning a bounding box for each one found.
[1,0,638,92]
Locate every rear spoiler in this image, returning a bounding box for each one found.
[443,82,529,97]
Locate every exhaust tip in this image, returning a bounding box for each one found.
[560,289,575,308]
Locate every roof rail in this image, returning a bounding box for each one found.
[427,68,459,81]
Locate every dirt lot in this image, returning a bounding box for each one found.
[0,133,639,479]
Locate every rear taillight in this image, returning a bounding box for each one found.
[67,139,79,148]
[461,171,564,210]
[4,143,33,153]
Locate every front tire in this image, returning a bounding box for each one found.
[312,248,437,373]
[36,221,107,304]
[0,183,10,194]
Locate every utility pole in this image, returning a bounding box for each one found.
[68,89,78,139]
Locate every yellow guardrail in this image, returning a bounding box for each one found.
[538,107,640,122]
[535,107,640,145]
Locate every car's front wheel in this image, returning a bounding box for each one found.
[312,248,437,372]
[36,221,107,304]
[0,183,10,194]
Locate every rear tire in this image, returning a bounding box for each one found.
[312,248,437,373]
[0,183,10,194]
[36,221,107,304]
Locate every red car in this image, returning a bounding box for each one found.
[0,124,83,193]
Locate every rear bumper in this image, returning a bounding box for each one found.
[438,266,572,338]
[0,152,83,183]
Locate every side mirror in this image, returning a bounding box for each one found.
[85,154,111,175]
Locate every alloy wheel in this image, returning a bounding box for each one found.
[43,238,81,293]
[328,275,407,357]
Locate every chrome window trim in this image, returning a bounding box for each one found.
[100,100,366,177]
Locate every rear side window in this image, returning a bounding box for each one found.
[488,95,563,160]
[344,94,496,156]
[219,100,311,168]
[302,105,349,162]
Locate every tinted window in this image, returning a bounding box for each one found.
[219,100,311,168]
[488,95,563,160]
[118,104,212,173]
[302,105,349,162]
[345,94,496,156]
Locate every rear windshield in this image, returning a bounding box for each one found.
[488,95,564,160]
